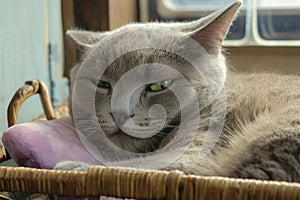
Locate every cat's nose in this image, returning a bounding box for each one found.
[110,111,134,126]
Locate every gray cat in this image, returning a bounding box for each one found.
[56,1,300,182]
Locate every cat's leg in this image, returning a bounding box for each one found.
[212,106,300,182]
[54,161,90,171]
[227,130,299,181]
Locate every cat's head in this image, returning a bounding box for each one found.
[68,1,241,155]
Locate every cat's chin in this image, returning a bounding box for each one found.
[105,129,172,153]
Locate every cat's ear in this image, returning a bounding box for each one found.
[66,30,106,60]
[186,1,242,52]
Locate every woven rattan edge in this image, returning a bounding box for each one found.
[0,166,299,200]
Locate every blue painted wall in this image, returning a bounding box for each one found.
[0,0,68,135]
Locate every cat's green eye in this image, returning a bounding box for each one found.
[97,80,111,89]
[148,80,172,92]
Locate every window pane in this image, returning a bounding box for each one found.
[157,0,248,40]
[226,12,246,40]
[257,0,300,40]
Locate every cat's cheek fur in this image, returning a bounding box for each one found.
[218,52,227,84]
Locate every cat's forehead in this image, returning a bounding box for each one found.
[81,16,228,85]
[86,27,213,84]
[101,49,185,82]
[95,23,187,51]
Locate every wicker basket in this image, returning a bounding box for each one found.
[0,80,299,200]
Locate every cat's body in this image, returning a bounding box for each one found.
[163,72,300,181]
[57,1,300,182]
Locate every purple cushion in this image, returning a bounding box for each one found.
[2,117,130,200]
[2,117,100,169]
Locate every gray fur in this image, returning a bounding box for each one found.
[56,1,300,182]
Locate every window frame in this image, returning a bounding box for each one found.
[139,0,300,46]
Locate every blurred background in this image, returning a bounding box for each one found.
[0,0,299,134]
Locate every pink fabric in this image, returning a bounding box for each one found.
[2,117,100,169]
